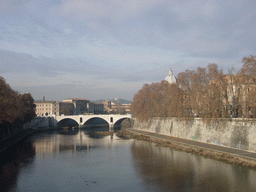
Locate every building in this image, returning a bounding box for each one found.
[102,99,131,114]
[35,100,56,117]
[165,68,177,84]
[103,100,112,113]
[58,101,74,116]
[35,99,74,117]
[93,103,104,114]
[35,97,105,116]
[86,102,94,114]
[63,98,90,115]
[225,75,256,117]
[210,74,256,117]
[86,102,104,114]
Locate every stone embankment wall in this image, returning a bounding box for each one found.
[133,118,256,152]
[23,117,57,129]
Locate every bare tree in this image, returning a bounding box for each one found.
[132,56,256,121]
[238,55,256,76]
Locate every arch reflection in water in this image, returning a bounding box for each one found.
[31,129,116,155]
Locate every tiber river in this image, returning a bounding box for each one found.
[1,128,256,192]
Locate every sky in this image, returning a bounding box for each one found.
[0,0,255,101]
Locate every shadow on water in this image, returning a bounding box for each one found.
[57,129,79,135]
[0,138,35,192]
[130,140,256,192]
[81,125,129,139]
[82,126,110,139]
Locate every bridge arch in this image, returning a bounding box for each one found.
[83,117,109,127]
[113,117,133,128]
[57,118,79,128]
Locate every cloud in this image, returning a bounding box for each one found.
[2,0,255,61]
[0,1,255,100]
[12,78,145,101]
[0,49,170,86]
[60,0,159,23]
[0,50,99,77]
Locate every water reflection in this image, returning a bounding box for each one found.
[0,140,35,192]
[57,129,79,135]
[84,127,109,139]
[1,130,256,192]
[31,129,118,155]
[131,140,256,192]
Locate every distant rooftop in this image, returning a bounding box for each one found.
[34,100,56,103]
[63,98,90,101]
[92,102,104,105]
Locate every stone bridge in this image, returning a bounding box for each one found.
[55,114,132,128]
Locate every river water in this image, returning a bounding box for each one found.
[1,129,256,192]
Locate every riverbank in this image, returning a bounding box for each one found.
[123,129,256,169]
[133,118,256,152]
[0,129,37,153]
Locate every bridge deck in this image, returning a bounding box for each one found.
[55,114,132,126]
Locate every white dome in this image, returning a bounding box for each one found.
[165,69,177,84]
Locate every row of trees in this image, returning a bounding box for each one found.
[131,55,256,122]
[0,76,36,140]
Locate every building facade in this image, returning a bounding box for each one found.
[35,101,56,117]
[224,75,256,117]
[63,98,90,115]
[102,100,131,114]
[103,100,112,113]
[86,102,104,114]
[35,101,74,116]
[210,74,256,118]
[35,98,105,116]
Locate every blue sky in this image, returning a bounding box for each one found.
[0,0,255,101]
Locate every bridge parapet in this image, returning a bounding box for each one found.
[55,114,132,128]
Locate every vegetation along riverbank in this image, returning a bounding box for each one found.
[0,76,36,150]
[131,55,256,122]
